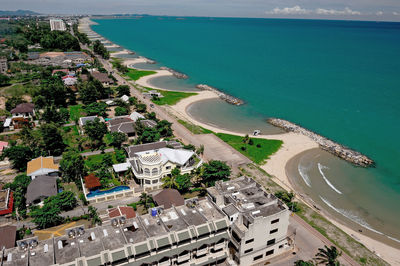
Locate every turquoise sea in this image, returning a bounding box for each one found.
[92,17,400,243]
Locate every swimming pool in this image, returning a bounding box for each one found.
[86,186,130,198]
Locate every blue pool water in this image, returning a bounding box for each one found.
[87,186,130,198]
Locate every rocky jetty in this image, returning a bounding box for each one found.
[196,84,244,106]
[268,118,374,167]
[160,67,188,79]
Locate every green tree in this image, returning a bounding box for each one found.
[40,123,65,156]
[84,118,108,146]
[314,246,341,266]
[115,149,126,163]
[109,132,127,149]
[115,106,129,116]
[116,85,130,97]
[139,193,154,209]
[102,153,114,167]
[79,81,100,104]
[175,173,192,193]
[83,102,108,117]
[156,120,173,137]
[274,191,301,212]
[31,204,63,229]
[135,103,147,113]
[5,96,26,111]
[44,191,77,211]
[1,145,33,171]
[136,127,160,144]
[201,160,231,187]
[41,105,69,124]
[88,206,102,226]
[60,150,86,183]
[0,74,10,86]
[294,260,315,266]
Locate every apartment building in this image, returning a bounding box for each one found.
[0,198,230,266]
[207,177,292,265]
[0,57,7,74]
[50,19,66,31]
[125,142,202,190]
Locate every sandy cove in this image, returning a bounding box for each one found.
[110,49,133,57]
[135,70,173,90]
[135,75,399,265]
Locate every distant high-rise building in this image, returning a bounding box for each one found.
[50,19,66,31]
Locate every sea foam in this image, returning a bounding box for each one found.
[318,163,343,194]
[298,164,311,187]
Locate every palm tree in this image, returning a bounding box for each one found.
[314,245,341,265]
[162,175,179,190]
[294,260,315,266]
[139,193,154,209]
[243,134,250,144]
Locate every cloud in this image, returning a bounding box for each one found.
[376,11,383,16]
[393,12,399,16]
[265,5,310,15]
[315,7,361,15]
[266,6,363,16]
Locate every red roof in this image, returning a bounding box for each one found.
[84,174,101,190]
[0,191,13,216]
[108,206,136,219]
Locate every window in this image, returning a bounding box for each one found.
[166,166,171,170]
[270,228,278,234]
[244,248,253,254]
[267,239,276,246]
[245,238,254,244]
[232,231,241,243]
[230,217,233,222]
[253,254,263,261]
[152,179,158,184]
[271,219,279,224]
[265,249,274,256]
[145,180,151,184]
[279,245,283,249]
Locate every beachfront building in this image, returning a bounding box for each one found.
[0,57,7,74]
[50,19,66,31]
[207,176,292,265]
[0,197,230,266]
[125,142,202,190]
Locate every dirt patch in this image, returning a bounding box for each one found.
[106,106,116,118]
[0,96,6,110]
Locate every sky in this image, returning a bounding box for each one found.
[2,0,400,22]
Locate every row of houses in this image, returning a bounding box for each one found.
[27,52,92,68]
[0,177,292,266]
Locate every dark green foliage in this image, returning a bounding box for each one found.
[115,106,129,116]
[274,191,301,212]
[201,160,231,187]
[102,153,114,167]
[79,79,111,104]
[0,74,10,86]
[93,40,109,59]
[156,120,173,137]
[294,260,315,266]
[40,31,80,51]
[314,245,342,266]
[83,102,108,117]
[109,132,127,149]
[40,123,65,156]
[72,24,91,45]
[31,204,64,229]
[32,76,68,108]
[183,144,196,151]
[60,150,86,183]
[135,103,147,113]
[5,96,26,111]
[3,174,31,218]
[116,85,130,97]
[41,105,70,124]
[88,206,102,226]
[44,191,77,212]
[1,145,33,171]
[115,149,126,163]
[84,118,108,145]
[136,127,161,144]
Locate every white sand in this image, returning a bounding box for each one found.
[135,70,173,90]
[111,49,133,57]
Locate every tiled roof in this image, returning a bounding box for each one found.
[0,225,16,249]
[153,189,184,209]
[84,174,101,190]
[108,206,136,219]
[26,175,58,204]
[27,156,59,176]
[10,103,35,114]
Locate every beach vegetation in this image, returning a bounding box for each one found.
[125,68,156,81]
[314,245,342,265]
[115,84,131,97]
[274,190,301,212]
[151,90,197,106]
[177,119,213,134]
[215,133,282,164]
[93,40,109,59]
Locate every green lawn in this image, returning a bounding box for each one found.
[61,125,80,148]
[215,133,283,164]
[152,90,197,106]
[125,69,156,81]
[84,153,118,170]
[177,119,213,134]
[69,105,86,121]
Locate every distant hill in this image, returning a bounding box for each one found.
[0,10,40,16]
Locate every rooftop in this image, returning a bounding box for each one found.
[10,103,35,114]
[26,175,58,204]
[154,189,185,209]
[26,156,59,177]
[84,174,101,190]
[0,225,16,249]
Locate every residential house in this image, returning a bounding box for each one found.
[10,103,35,119]
[139,119,157,128]
[26,175,58,205]
[153,189,185,209]
[0,188,13,216]
[91,71,114,87]
[26,156,59,179]
[207,177,292,265]
[129,111,145,122]
[0,225,16,249]
[120,95,129,103]
[112,162,131,176]
[78,116,105,133]
[62,75,77,86]
[0,57,7,74]
[125,143,202,190]
[143,90,163,99]
[107,116,136,137]
[50,19,66,31]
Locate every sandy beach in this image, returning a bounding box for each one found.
[137,73,399,265]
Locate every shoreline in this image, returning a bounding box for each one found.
[83,18,399,265]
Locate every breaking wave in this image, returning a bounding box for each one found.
[319,196,384,235]
[318,163,342,194]
[298,164,311,187]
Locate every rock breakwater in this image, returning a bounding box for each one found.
[160,67,188,79]
[268,118,374,167]
[196,84,244,106]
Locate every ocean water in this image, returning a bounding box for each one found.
[92,17,400,242]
